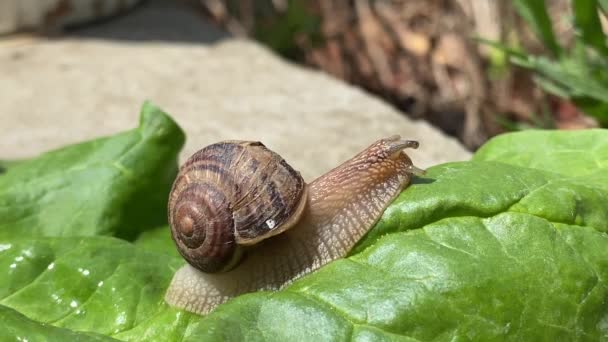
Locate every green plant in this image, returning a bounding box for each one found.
[253,0,321,60]
[495,0,608,126]
[1,103,607,340]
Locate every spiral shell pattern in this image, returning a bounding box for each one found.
[168,141,306,273]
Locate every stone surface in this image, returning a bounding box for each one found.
[0,2,470,181]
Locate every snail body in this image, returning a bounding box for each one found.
[165,136,424,315]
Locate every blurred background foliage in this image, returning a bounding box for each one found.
[498,0,608,127]
[197,0,607,149]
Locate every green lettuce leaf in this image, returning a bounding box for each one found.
[0,102,184,240]
[473,129,608,178]
[0,304,117,342]
[192,213,608,341]
[1,107,607,341]
[134,225,181,258]
[187,155,608,340]
[0,159,28,174]
[0,236,195,340]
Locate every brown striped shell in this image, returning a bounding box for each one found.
[168,141,307,273]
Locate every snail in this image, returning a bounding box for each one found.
[164,135,425,315]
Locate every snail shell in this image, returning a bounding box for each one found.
[165,136,425,315]
[168,141,308,273]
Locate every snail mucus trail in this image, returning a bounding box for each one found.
[165,135,425,315]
